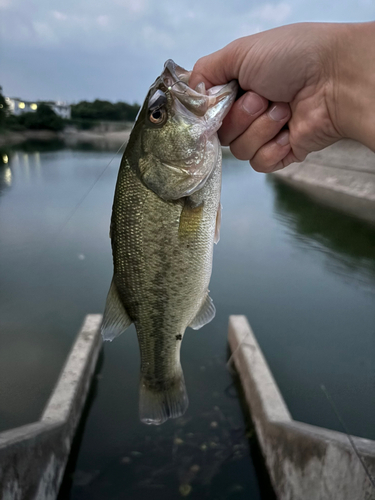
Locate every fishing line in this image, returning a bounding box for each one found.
[226,328,255,375]
[321,384,375,492]
[36,138,127,261]
[167,80,189,94]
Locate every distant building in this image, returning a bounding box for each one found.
[5,97,38,116]
[44,101,71,119]
[5,97,71,119]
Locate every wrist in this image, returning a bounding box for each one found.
[328,22,375,151]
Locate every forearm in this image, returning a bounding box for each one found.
[329,22,375,151]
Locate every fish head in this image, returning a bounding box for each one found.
[129,59,238,200]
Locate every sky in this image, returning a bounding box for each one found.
[0,0,374,104]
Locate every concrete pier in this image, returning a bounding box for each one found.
[228,315,375,500]
[273,140,375,225]
[0,314,102,500]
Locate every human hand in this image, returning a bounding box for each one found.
[190,22,375,172]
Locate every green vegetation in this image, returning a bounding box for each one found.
[0,87,9,129]
[0,95,64,132]
[17,104,65,131]
[0,84,140,134]
[71,99,140,122]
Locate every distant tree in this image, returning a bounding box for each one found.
[0,86,9,128]
[71,99,140,122]
[18,103,64,131]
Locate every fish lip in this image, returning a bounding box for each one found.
[161,59,238,120]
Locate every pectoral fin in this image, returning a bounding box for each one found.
[179,198,204,239]
[189,294,216,330]
[101,279,132,341]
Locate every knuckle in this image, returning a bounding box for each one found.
[251,147,281,173]
[249,158,267,173]
[230,142,251,162]
[291,120,307,144]
[289,122,313,162]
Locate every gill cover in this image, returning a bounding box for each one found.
[137,60,237,201]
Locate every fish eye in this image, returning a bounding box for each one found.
[149,107,167,125]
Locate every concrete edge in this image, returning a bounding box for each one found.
[0,421,61,449]
[272,161,375,226]
[42,314,103,423]
[228,314,292,423]
[228,315,375,500]
[0,314,103,500]
[275,161,375,202]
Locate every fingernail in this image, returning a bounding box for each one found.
[242,92,265,116]
[276,130,290,146]
[268,103,289,121]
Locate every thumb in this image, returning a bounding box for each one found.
[189,39,246,90]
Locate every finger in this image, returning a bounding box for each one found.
[250,130,292,173]
[229,102,291,161]
[190,39,249,89]
[256,145,305,173]
[219,92,269,146]
[281,149,303,168]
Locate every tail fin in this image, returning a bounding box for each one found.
[139,373,189,425]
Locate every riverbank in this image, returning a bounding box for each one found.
[0,126,131,148]
[2,131,375,225]
[272,139,375,225]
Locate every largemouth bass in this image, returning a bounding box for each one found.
[102,60,237,425]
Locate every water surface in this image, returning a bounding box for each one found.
[0,142,374,498]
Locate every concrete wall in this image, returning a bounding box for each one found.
[0,314,102,500]
[273,140,375,225]
[228,315,375,500]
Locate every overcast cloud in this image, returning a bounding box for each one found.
[0,0,374,104]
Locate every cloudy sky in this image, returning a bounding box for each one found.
[1,0,374,104]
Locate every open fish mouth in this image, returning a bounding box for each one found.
[161,59,238,131]
[138,59,238,200]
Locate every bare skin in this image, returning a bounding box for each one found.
[190,22,375,173]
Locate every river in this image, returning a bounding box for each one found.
[0,140,374,499]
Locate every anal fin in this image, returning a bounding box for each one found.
[189,294,216,330]
[101,278,132,341]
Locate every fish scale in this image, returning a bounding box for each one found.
[101,59,237,424]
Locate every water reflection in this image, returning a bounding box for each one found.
[270,177,375,292]
[0,146,11,164]
[12,139,68,153]
[0,166,12,195]
[0,148,12,194]
[10,138,124,154]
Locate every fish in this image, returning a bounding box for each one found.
[101,59,237,425]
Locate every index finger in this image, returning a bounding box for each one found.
[189,39,246,90]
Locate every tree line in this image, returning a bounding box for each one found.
[71,99,140,122]
[0,86,140,132]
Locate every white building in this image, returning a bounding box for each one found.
[5,97,71,119]
[5,97,38,116]
[46,101,71,119]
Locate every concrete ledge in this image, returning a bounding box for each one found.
[228,315,375,500]
[273,140,375,225]
[0,314,102,500]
